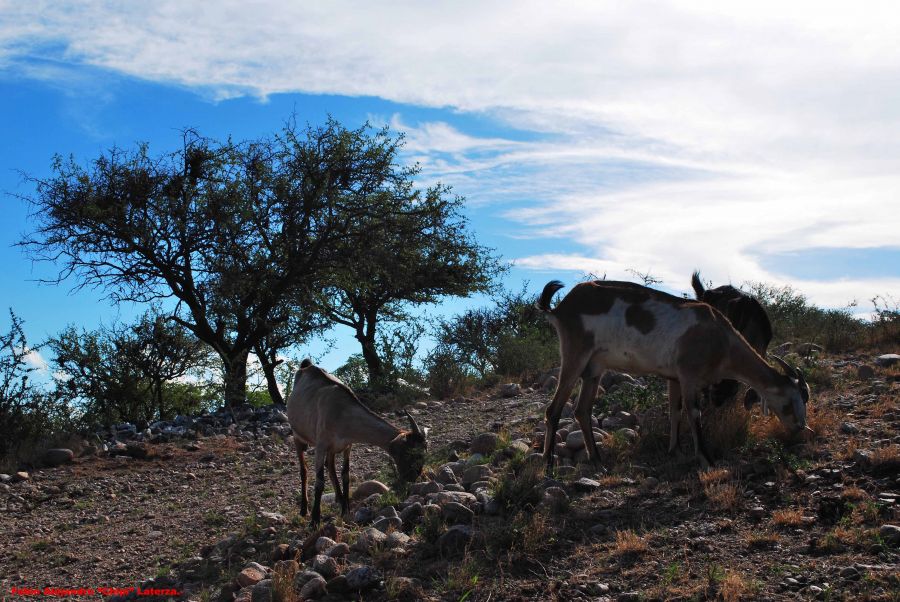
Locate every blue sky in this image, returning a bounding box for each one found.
[2,1,900,379]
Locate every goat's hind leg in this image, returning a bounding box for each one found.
[544,350,591,476]
[667,379,682,456]
[310,447,327,526]
[681,382,712,469]
[574,372,603,469]
[293,436,309,516]
[327,451,343,514]
[340,448,351,516]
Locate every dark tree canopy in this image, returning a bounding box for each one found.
[22,118,416,406]
[327,183,505,388]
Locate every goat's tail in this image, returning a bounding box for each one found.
[691,271,705,300]
[537,280,565,313]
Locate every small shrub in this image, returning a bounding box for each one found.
[746,531,780,550]
[869,445,900,474]
[491,458,542,512]
[772,508,803,527]
[610,529,649,557]
[720,570,757,602]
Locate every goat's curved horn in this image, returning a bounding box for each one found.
[404,410,423,436]
[770,355,797,377]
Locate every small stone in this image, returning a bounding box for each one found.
[311,554,339,579]
[640,477,659,491]
[299,574,327,599]
[857,365,876,380]
[372,516,402,532]
[840,422,860,435]
[325,574,349,594]
[259,511,286,525]
[435,466,459,485]
[461,464,493,486]
[315,537,337,553]
[353,506,374,524]
[875,353,900,367]
[400,502,424,526]
[351,528,387,553]
[345,565,382,591]
[541,486,569,513]
[352,480,389,501]
[271,543,291,562]
[839,566,859,580]
[442,501,475,524]
[236,562,268,588]
[470,432,501,455]
[438,524,474,557]
[573,477,602,492]
[12,471,29,482]
[542,376,558,392]
[749,506,766,520]
[41,448,74,467]
[497,383,522,398]
[386,530,411,548]
[853,449,873,465]
[617,428,639,443]
[251,579,273,602]
[409,480,442,496]
[326,542,350,557]
[878,524,900,546]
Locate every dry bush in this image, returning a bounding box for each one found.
[598,475,626,487]
[701,402,750,458]
[698,468,742,511]
[841,486,870,502]
[870,445,900,473]
[771,508,804,527]
[746,531,780,550]
[272,560,299,602]
[720,570,754,602]
[806,401,842,438]
[610,529,649,557]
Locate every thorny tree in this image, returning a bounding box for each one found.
[21,118,411,407]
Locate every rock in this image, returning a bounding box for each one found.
[236,562,269,588]
[617,428,639,443]
[250,579,273,602]
[352,528,387,553]
[41,448,74,467]
[326,574,349,594]
[259,511,286,525]
[639,477,659,492]
[839,566,860,580]
[749,506,767,520]
[542,376,558,392]
[271,544,291,562]
[294,569,325,591]
[841,422,860,435]
[435,466,459,485]
[461,464,493,486]
[878,524,900,546]
[429,491,478,507]
[875,354,900,367]
[541,486,569,513]
[352,480,389,501]
[600,371,637,391]
[573,477,602,492]
[399,502,423,526]
[409,480,442,496]
[853,449,873,465]
[353,506,374,524]
[795,342,823,356]
[565,430,588,450]
[470,432,501,455]
[498,383,522,398]
[345,565,382,591]
[0,474,10,483]
[442,501,474,524]
[857,365,876,380]
[299,574,327,599]
[315,537,337,554]
[124,441,151,459]
[773,342,794,356]
[438,524,474,557]
[372,516,402,532]
[326,543,350,557]
[311,554,339,579]
[505,439,532,456]
[386,530,411,548]
[11,471,29,483]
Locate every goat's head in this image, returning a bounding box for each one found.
[756,356,811,434]
[387,410,429,483]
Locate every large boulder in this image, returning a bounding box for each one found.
[41,448,74,467]
[352,480,389,501]
[469,432,501,455]
[438,524,474,557]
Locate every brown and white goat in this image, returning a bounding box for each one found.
[286,359,428,525]
[537,280,810,471]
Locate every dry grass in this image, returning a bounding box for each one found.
[699,468,742,511]
[841,486,870,502]
[746,531,780,550]
[720,570,755,602]
[701,402,751,458]
[272,560,299,602]
[610,529,649,557]
[870,445,900,472]
[771,508,804,527]
[806,401,842,438]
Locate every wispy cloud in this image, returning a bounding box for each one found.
[3,1,899,307]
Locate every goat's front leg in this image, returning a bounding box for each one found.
[575,373,603,467]
[310,447,328,526]
[340,448,351,516]
[293,437,309,516]
[667,379,682,455]
[681,383,712,469]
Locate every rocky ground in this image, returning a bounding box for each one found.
[1,351,898,601]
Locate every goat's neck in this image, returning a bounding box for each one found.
[723,336,779,391]
[350,408,403,449]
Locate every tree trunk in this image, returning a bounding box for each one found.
[256,348,284,405]
[358,333,384,390]
[222,349,249,408]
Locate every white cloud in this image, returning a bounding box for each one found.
[4,1,900,307]
[22,347,49,373]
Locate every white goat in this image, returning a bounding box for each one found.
[286,359,428,525]
[537,280,810,471]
